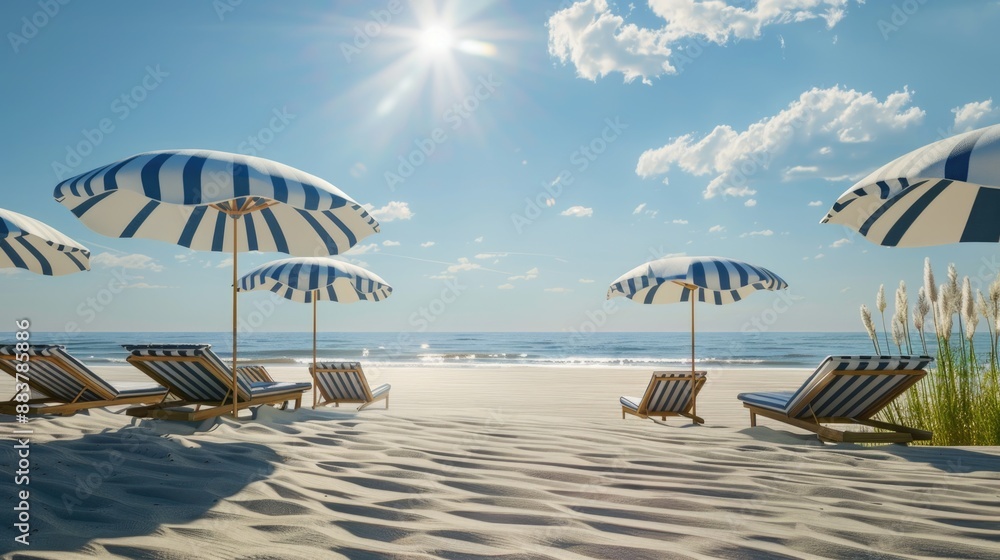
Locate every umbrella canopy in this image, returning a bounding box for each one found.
[822,124,1000,247]
[54,149,380,417]
[53,149,379,253]
[238,256,392,408]
[0,208,90,276]
[240,256,392,304]
[608,255,789,422]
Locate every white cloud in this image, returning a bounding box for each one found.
[819,146,832,155]
[446,258,482,274]
[952,99,1000,133]
[579,278,595,284]
[708,225,725,233]
[561,205,594,218]
[348,243,380,255]
[739,229,773,238]
[125,282,170,289]
[91,252,164,272]
[808,200,823,206]
[508,267,539,281]
[783,165,820,179]
[382,240,400,247]
[632,202,647,215]
[548,0,856,85]
[545,287,572,293]
[215,257,233,269]
[636,85,924,198]
[830,238,852,248]
[815,253,825,259]
[363,201,413,222]
[498,283,515,290]
[671,219,688,224]
[474,236,484,243]
[744,199,757,207]
[420,241,435,248]
[475,252,507,260]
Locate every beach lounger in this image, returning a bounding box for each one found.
[123,344,310,421]
[737,355,933,443]
[620,371,707,424]
[236,364,275,383]
[0,344,168,416]
[310,362,390,410]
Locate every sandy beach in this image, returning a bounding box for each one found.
[3,364,1000,559]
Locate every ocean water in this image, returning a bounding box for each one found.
[8,331,964,369]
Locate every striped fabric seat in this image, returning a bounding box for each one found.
[737,355,934,443]
[0,344,167,416]
[236,365,274,384]
[621,371,706,424]
[123,344,310,421]
[310,362,390,411]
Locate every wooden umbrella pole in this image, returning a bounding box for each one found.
[312,295,318,409]
[690,294,696,423]
[232,219,239,419]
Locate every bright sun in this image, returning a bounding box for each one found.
[419,24,453,54]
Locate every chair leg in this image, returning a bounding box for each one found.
[750,411,757,427]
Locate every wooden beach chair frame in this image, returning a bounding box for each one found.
[621,371,707,424]
[309,362,389,411]
[124,345,308,422]
[0,345,168,416]
[739,356,933,444]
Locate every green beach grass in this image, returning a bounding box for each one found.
[864,259,1000,446]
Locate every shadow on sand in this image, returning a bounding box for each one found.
[0,415,282,556]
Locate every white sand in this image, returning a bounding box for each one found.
[3,365,1000,559]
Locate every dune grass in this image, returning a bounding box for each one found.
[879,343,1000,446]
[864,259,1000,446]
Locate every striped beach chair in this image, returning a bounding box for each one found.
[0,344,168,416]
[123,344,311,421]
[620,371,707,424]
[737,355,933,443]
[309,362,390,411]
[236,364,275,383]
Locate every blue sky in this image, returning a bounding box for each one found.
[3,0,999,333]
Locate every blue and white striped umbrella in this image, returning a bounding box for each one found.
[0,208,90,276]
[53,149,380,418]
[822,124,1000,247]
[607,256,788,305]
[608,256,789,422]
[239,257,392,304]
[239,257,392,408]
[53,149,379,254]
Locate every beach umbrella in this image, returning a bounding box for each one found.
[238,256,392,408]
[822,124,1000,246]
[53,149,380,416]
[0,208,90,275]
[608,256,789,421]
